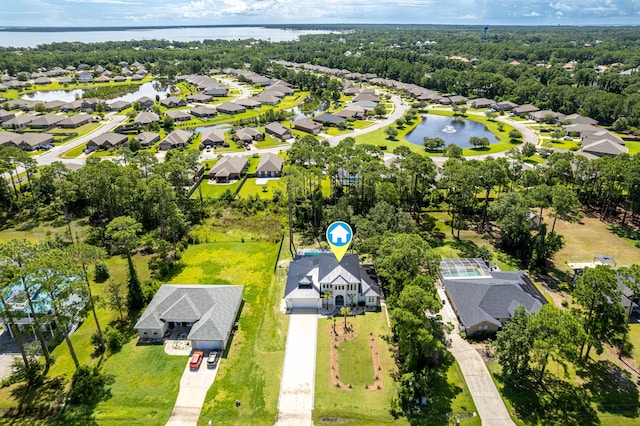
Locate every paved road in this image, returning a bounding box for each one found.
[274,309,318,426]
[166,355,220,426]
[437,286,515,426]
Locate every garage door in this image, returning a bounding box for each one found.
[193,340,222,351]
[290,298,319,309]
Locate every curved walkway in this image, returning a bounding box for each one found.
[437,286,515,426]
[274,308,318,426]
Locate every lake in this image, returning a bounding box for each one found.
[405,114,499,149]
[21,81,173,103]
[0,27,332,48]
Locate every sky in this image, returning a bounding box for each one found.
[2,0,640,27]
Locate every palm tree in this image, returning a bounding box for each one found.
[322,290,333,310]
[340,306,352,331]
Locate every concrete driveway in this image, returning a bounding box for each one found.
[275,308,318,426]
[437,287,515,426]
[166,353,220,426]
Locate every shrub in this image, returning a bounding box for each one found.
[66,365,112,407]
[94,262,109,283]
[105,328,125,353]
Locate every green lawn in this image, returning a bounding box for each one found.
[0,218,90,243]
[337,331,376,387]
[191,214,287,425]
[94,345,186,425]
[198,179,242,199]
[237,177,286,199]
[626,142,640,156]
[314,311,405,425]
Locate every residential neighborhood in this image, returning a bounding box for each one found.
[1,22,640,426]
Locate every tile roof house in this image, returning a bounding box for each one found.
[159,129,193,150]
[265,122,292,140]
[284,253,381,310]
[209,156,248,183]
[441,259,546,336]
[256,153,283,178]
[251,94,280,105]
[134,284,243,351]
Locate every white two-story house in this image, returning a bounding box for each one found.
[284,253,381,310]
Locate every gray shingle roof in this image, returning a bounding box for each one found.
[135,284,243,342]
[443,270,546,331]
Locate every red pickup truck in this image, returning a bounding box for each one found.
[189,351,204,370]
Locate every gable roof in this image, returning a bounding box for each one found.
[161,129,192,146]
[256,152,283,173]
[210,156,248,176]
[284,253,381,300]
[201,129,225,144]
[135,111,160,124]
[134,284,243,342]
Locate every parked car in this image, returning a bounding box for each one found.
[207,351,219,368]
[189,350,204,370]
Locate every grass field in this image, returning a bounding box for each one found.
[192,213,287,425]
[550,212,640,271]
[237,177,286,199]
[314,311,404,425]
[0,218,90,244]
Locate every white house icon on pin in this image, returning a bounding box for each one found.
[329,224,350,245]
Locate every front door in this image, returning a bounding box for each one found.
[335,295,344,306]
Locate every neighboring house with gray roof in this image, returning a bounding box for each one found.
[58,114,92,128]
[284,253,381,310]
[265,122,292,140]
[159,129,192,150]
[256,153,283,178]
[135,111,160,126]
[293,118,322,135]
[216,102,246,115]
[209,156,248,183]
[86,132,128,150]
[29,114,64,129]
[201,129,226,148]
[134,284,243,351]
[235,127,263,143]
[133,131,160,147]
[165,109,191,122]
[441,259,546,336]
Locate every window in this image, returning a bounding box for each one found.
[153,331,158,335]
[143,331,148,335]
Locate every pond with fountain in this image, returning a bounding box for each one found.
[405,114,499,149]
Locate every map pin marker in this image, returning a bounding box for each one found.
[326,221,353,262]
